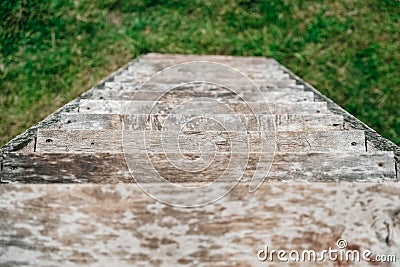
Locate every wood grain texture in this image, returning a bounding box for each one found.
[90,88,314,103]
[78,100,329,115]
[35,129,366,153]
[134,53,283,72]
[103,81,304,92]
[91,89,314,103]
[112,75,300,89]
[1,183,399,266]
[60,113,344,131]
[1,152,395,183]
[113,69,291,80]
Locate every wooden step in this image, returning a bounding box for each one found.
[60,113,344,131]
[36,129,366,153]
[136,53,282,69]
[98,82,304,93]
[90,88,314,102]
[103,81,295,91]
[1,182,398,266]
[2,152,395,183]
[103,81,305,91]
[117,69,291,80]
[78,100,329,115]
[113,71,295,83]
[113,74,301,89]
[127,59,285,76]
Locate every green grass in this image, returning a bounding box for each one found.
[1,0,399,145]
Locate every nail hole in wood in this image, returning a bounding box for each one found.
[90,142,95,145]
[67,120,72,124]
[316,110,320,113]
[378,162,384,167]
[46,139,53,143]
[351,142,357,146]
[86,107,90,110]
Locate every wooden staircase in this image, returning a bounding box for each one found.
[1,54,399,266]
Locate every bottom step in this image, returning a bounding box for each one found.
[1,152,396,183]
[0,183,399,266]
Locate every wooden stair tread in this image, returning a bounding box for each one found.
[89,88,314,102]
[113,70,291,80]
[1,182,399,266]
[36,129,366,153]
[60,113,344,131]
[103,81,305,91]
[113,74,300,87]
[78,100,329,115]
[2,151,395,183]
[103,81,303,90]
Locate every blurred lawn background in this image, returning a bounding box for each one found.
[0,0,399,145]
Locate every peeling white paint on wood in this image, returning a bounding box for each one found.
[0,183,399,266]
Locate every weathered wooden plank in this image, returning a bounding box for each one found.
[78,100,329,115]
[129,54,283,73]
[103,81,305,91]
[0,182,399,266]
[90,88,314,102]
[115,69,290,81]
[123,69,290,83]
[60,113,344,131]
[1,152,395,183]
[142,52,276,61]
[113,75,302,90]
[137,53,282,69]
[36,129,366,153]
